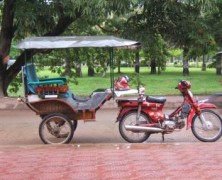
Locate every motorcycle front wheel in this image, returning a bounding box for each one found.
[119,111,150,143]
[191,109,222,142]
[39,113,74,144]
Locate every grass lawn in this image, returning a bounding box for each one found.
[13,66,222,96]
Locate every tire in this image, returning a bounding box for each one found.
[119,111,150,143]
[191,109,222,142]
[71,120,78,132]
[39,113,74,144]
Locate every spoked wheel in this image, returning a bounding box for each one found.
[40,116,78,133]
[191,109,222,142]
[119,111,150,143]
[39,113,74,144]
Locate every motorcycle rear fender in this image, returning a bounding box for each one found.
[186,102,217,129]
[116,107,138,122]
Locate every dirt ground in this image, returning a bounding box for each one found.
[1,108,220,146]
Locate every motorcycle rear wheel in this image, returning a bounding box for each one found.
[191,109,222,142]
[39,113,74,144]
[119,111,150,143]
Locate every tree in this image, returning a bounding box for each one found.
[123,1,169,74]
[205,1,222,74]
[125,0,217,76]
[0,0,132,97]
[215,52,222,75]
[161,0,217,75]
[0,0,15,97]
[168,48,183,63]
[0,1,82,96]
[1,0,220,96]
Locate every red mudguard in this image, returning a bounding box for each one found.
[187,103,217,129]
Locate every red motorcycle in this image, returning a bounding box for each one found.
[116,80,222,143]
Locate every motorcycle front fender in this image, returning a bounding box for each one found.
[198,102,217,109]
[186,102,217,129]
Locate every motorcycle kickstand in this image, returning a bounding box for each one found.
[161,133,165,142]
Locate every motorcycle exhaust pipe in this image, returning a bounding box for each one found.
[125,125,164,133]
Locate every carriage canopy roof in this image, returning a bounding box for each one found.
[16,36,140,49]
[17,36,140,98]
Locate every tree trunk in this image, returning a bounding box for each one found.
[117,59,121,74]
[158,66,161,75]
[0,50,33,96]
[182,48,189,76]
[183,60,189,76]
[88,67,94,77]
[202,55,206,71]
[102,64,107,78]
[156,57,162,75]
[0,62,7,97]
[150,59,156,74]
[216,53,222,75]
[63,58,72,76]
[75,63,82,77]
[134,49,140,73]
[102,71,107,78]
[0,0,16,97]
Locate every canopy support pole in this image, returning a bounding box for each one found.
[22,51,27,97]
[109,48,115,98]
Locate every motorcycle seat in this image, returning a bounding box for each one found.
[146,96,166,104]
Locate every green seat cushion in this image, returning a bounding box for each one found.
[28,79,64,86]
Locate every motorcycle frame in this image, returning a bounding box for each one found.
[117,90,217,130]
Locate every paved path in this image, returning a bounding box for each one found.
[0,143,222,180]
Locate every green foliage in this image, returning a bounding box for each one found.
[2,0,222,96]
[8,73,22,94]
[129,72,145,88]
[205,1,222,48]
[9,67,222,96]
[207,60,217,68]
[12,0,133,39]
[169,49,183,59]
[71,67,222,96]
[141,34,169,73]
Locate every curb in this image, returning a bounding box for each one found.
[0,95,209,110]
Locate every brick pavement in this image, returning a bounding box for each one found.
[0,143,221,180]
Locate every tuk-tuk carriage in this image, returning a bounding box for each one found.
[17,36,140,144]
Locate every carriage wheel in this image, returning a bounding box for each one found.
[39,113,74,144]
[71,120,78,132]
